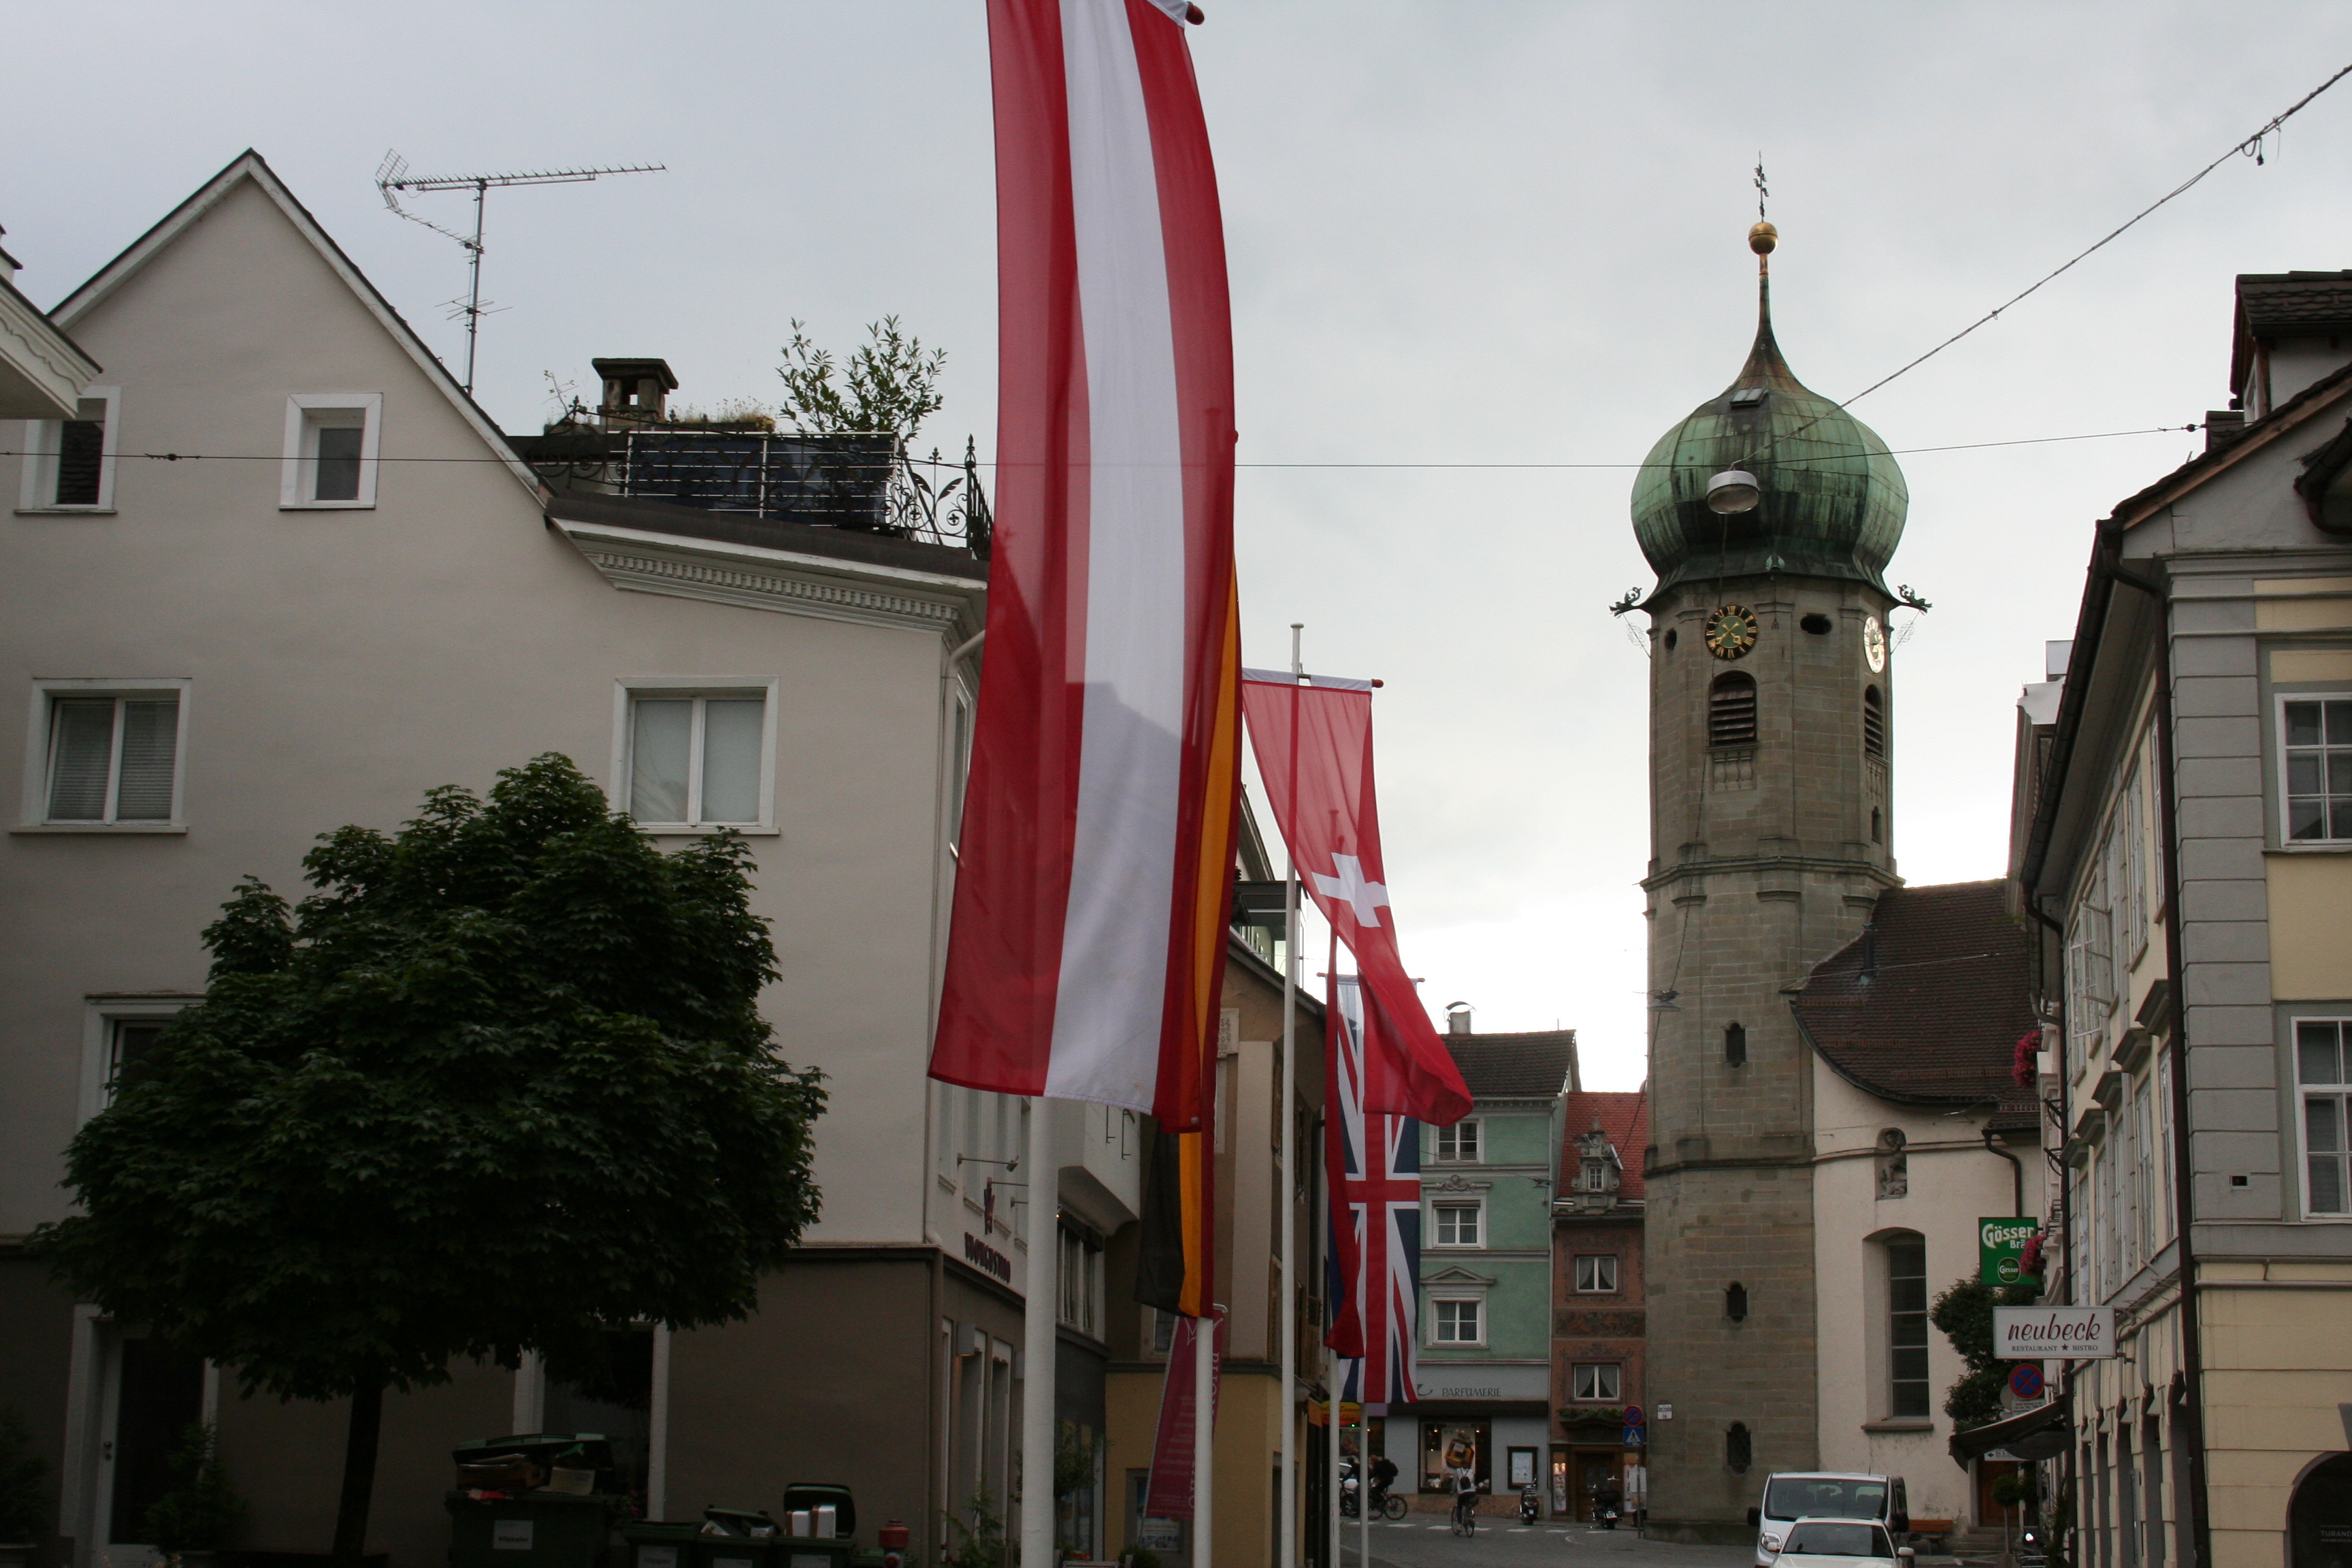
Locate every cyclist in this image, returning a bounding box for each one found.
[1370,1453,1399,1518]
[1451,1463,1479,1535]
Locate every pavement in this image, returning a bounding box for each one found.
[1330,1518,1754,1568]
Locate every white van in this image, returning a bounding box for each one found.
[1747,1473,1910,1568]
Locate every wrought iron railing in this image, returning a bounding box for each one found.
[613,428,990,557]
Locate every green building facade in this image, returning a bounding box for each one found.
[1402,1021,1577,1511]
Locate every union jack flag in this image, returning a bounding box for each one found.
[1325,977,1422,1407]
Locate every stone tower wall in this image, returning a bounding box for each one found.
[1641,572,1899,1538]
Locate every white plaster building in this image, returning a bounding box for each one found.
[0,150,1137,1568]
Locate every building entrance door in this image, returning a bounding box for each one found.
[90,1326,205,1568]
[1574,1452,1620,1523]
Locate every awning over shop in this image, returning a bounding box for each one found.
[1948,1396,2071,1470]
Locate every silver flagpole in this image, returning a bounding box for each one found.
[1280,622,1302,1568]
[1194,1308,1214,1568]
[1020,1099,1056,1568]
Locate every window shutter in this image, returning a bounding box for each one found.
[114,700,179,820]
[46,700,115,820]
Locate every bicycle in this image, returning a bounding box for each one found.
[1451,1495,1477,1537]
[1378,1490,1409,1523]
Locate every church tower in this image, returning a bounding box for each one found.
[1633,225,1909,1535]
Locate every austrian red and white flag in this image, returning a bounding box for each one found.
[930,0,1241,1129]
[1240,672,1472,1125]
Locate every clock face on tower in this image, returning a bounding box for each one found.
[1703,604,1759,660]
[1863,615,1886,672]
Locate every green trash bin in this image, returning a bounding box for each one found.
[448,1490,621,1568]
[619,1522,708,1568]
[770,1543,851,1568]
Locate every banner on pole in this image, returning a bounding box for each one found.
[930,0,1241,1132]
[1145,1307,1227,1518]
[1324,977,1422,1406]
[1239,672,1470,1124]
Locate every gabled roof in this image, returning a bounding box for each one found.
[2108,350,2352,529]
[1560,1088,1648,1201]
[1790,880,2038,1128]
[52,150,540,502]
[1443,1028,1578,1100]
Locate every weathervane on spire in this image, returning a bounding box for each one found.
[1750,158,1777,278]
[1754,156,1769,220]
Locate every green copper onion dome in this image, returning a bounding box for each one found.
[1630,225,1907,598]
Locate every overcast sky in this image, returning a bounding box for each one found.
[10,3,2352,1090]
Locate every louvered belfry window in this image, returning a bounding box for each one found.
[1709,672,1758,747]
[1863,685,1887,758]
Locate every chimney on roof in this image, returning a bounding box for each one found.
[1446,1002,1473,1036]
[593,358,678,429]
[2204,410,2247,456]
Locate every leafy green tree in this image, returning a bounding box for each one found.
[1929,1274,2044,1429]
[144,1422,244,1559]
[34,756,825,1568]
[777,316,947,441]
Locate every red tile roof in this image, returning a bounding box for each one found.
[1559,1088,1650,1202]
[1790,879,2039,1128]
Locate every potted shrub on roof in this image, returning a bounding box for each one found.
[0,1405,50,1568]
[143,1422,244,1568]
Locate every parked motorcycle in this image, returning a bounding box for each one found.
[1520,1486,1541,1525]
[1339,1458,1360,1520]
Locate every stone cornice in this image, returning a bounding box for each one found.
[551,517,984,642]
[1642,853,1902,895]
[0,278,100,419]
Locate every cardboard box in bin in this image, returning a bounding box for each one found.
[781,1487,854,1539]
[453,1435,621,1495]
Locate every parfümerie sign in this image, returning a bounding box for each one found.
[1993,1306,2116,1360]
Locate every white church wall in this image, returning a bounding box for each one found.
[1810,1058,2048,1526]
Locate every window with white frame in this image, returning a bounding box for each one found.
[1571,1362,1622,1402]
[18,387,121,511]
[620,685,775,830]
[1435,1119,1482,1163]
[1431,1199,1482,1247]
[1884,1231,1929,1418]
[1432,1297,1482,1345]
[2283,699,2352,843]
[1573,1254,1620,1293]
[1058,1225,1104,1337]
[280,393,382,508]
[31,684,186,826]
[78,998,197,1124]
[2121,764,2150,962]
[2295,1018,2351,1216]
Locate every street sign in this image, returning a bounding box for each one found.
[1624,1405,1643,1424]
[1979,1217,2042,1284]
[1994,1305,2115,1359]
[2008,1364,2046,1400]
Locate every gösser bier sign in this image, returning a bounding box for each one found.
[1993,1306,2116,1360]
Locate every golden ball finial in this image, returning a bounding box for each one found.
[1749,220,1778,256]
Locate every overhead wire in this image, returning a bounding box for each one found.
[0,422,2210,473]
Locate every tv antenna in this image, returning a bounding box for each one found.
[375,151,665,395]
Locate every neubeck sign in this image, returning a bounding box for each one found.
[1994,1307,2116,1360]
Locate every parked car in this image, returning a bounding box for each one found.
[1773,1519,1915,1568]
[1747,1473,1911,1567]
